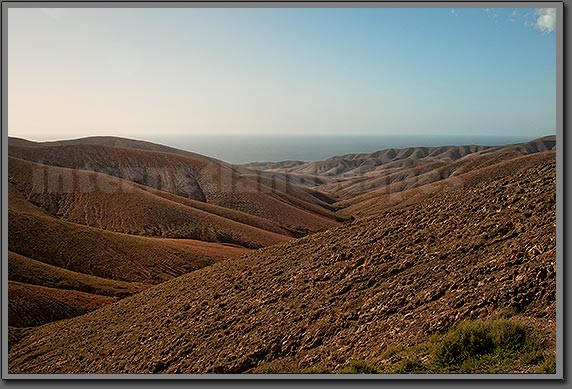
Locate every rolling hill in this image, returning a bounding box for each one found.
[8,151,556,374]
[8,251,146,297]
[241,136,557,222]
[8,139,344,233]
[7,181,254,326]
[8,281,117,328]
[6,136,343,329]
[337,151,555,218]
[8,208,250,285]
[9,157,293,247]
[244,136,555,179]
[242,136,556,205]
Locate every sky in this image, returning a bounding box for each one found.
[8,7,557,141]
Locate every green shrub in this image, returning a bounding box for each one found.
[249,319,552,375]
[433,319,547,372]
[435,320,495,370]
[377,344,405,361]
[394,356,426,373]
[490,320,528,352]
[339,360,378,374]
[254,365,279,374]
[539,353,556,374]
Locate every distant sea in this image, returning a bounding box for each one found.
[144,134,539,164]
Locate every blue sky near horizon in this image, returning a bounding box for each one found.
[8,7,557,141]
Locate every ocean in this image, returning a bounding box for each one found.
[145,134,540,164]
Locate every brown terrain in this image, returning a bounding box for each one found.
[7,136,343,329]
[6,135,557,374]
[8,142,345,231]
[9,157,293,247]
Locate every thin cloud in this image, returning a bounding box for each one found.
[492,8,556,34]
[534,8,556,33]
[484,8,499,24]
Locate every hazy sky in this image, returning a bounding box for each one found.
[8,7,557,140]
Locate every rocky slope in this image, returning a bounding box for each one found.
[8,151,555,374]
[338,151,554,218]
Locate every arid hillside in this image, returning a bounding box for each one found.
[7,136,344,328]
[8,181,252,327]
[243,136,554,178]
[337,151,555,218]
[8,151,556,374]
[8,281,117,328]
[9,157,293,247]
[242,136,556,205]
[8,140,345,233]
[8,251,146,297]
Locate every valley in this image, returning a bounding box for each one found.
[6,135,557,374]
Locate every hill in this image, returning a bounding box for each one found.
[8,136,218,163]
[8,151,555,374]
[246,136,555,179]
[8,281,116,328]
[7,202,251,327]
[242,136,556,206]
[8,139,344,233]
[337,151,554,218]
[8,251,146,298]
[7,136,344,329]
[8,208,250,285]
[9,157,293,247]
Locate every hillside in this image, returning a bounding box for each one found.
[8,136,219,164]
[9,157,293,247]
[9,136,337,204]
[246,136,555,178]
[8,281,116,328]
[338,151,554,218]
[7,204,252,327]
[7,136,344,329]
[8,140,344,233]
[8,151,555,374]
[242,136,556,206]
[8,209,250,285]
[8,251,146,298]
